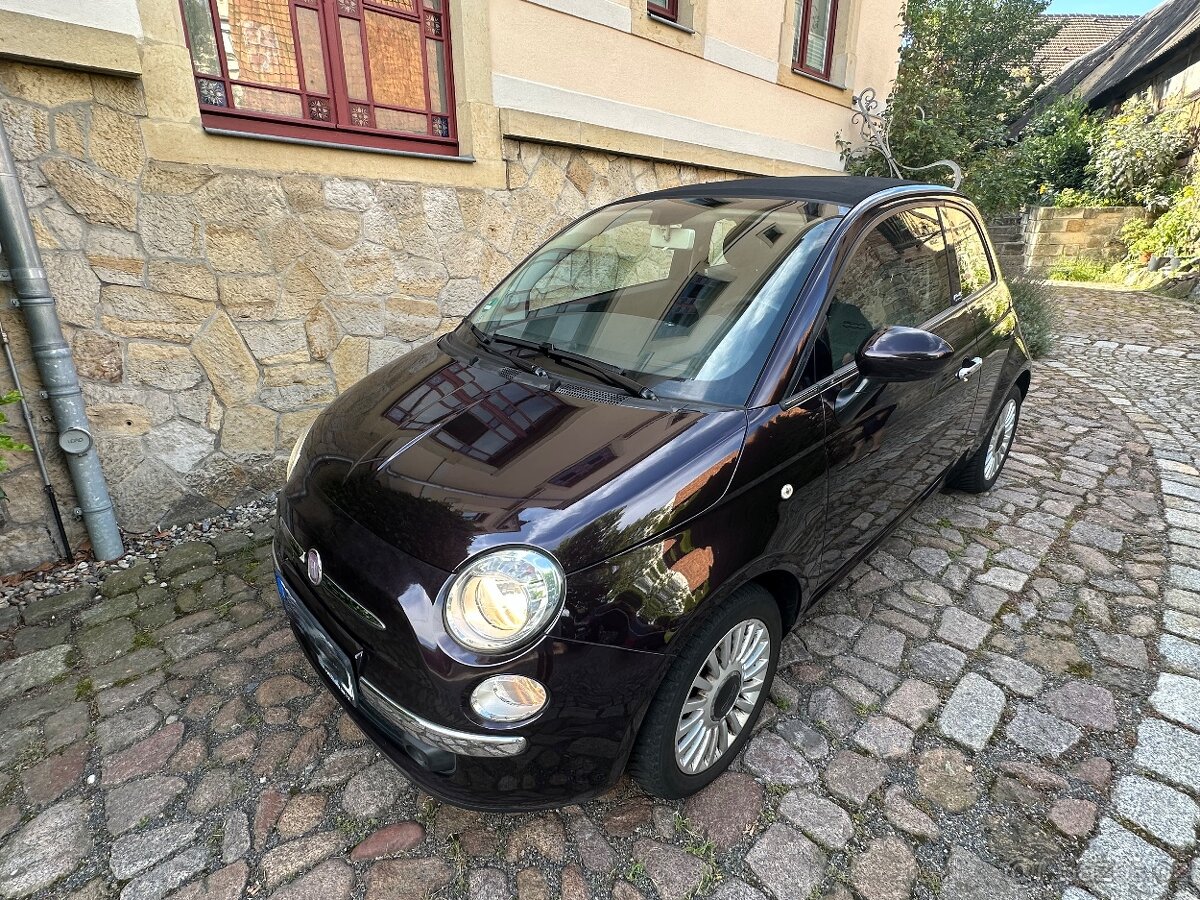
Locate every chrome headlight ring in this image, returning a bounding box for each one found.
[443,547,565,654]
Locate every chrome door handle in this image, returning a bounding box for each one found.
[956,357,983,382]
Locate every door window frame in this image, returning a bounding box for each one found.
[784,200,961,402]
[938,202,999,302]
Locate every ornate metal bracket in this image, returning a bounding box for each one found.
[849,88,963,189]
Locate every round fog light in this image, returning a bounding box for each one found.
[470,675,547,723]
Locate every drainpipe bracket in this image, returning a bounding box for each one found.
[0,269,11,282]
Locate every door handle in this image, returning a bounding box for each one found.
[956,357,983,382]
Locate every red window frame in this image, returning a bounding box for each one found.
[647,0,679,22]
[178,0,458,156]
[794,0,838,81]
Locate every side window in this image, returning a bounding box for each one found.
[941,207,995,297]
[825,208,953,367]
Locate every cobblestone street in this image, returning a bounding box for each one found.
[0,284,1198,900]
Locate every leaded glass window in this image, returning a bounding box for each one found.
[178,0,456,151]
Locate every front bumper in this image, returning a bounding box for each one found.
[274,504,670,811]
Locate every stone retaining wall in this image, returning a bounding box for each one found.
[0,59,739,572]
[1022,206,1146,276]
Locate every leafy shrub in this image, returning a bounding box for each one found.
[1051,188,1121,208]
[1045,257,1112,282]
[1019,96,1099,201]
[1121,174,1200,258]
[1089,96,1194,210]
[0,390,31,475]
[1008,277,1057,358]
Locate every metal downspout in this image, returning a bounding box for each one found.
[0,121,124,561]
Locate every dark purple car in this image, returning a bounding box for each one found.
[275,176,1032,810]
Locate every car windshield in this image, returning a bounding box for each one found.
[467,196,845,406]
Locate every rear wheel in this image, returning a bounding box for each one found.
[951,384,1022,494]
[629,584,781,800]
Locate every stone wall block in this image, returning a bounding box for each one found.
[220,275,281,320]
[422,186,464,233]
[142,161,214,196]
[145,419,217,474]
[323,179,376,212]
[100,285,213,343]
[50,109,86,159]
[345,244,400,296]
[219,405,278,456]
[437,279,483,317]
[301,208,361,251]
[0,99,49,161]
[41,157,136,230]
[205,225,273,274]
[375,182,421,217]
[194,174,288,227]
[72,332,122,383]
[44,252,101,328]
[327,296,385,337]
[304,306,340,361]
[86,227,146,286]
[92,75,148,117]
[238,321,310,366]
[148,261,219,302]
[368,339,410,373]
[260,363,335,412]
[193,313,260,406]
[0,60,92,106]
[330,336,369,392]
[140,194,203,257]
[90,105,145,182]
[126,343,204,391]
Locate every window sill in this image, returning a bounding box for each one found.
[647,12,694,34]
[790,67,848,91]
[199,111,464,160]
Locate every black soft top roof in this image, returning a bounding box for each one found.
[634,175,943,208]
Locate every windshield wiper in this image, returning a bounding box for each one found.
[469,324,549,379]
[490,331,657,401]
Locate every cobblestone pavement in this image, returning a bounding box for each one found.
[0,285,1198,900]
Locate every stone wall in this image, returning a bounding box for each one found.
[1022,206,1146,276]
[0,59,739,572]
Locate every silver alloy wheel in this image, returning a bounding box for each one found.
[984,398,1018,481]
[674,618,771,775]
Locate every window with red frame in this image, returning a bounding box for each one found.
[178,0,456,154]
[647,0,679,21]
[793,0,838,80]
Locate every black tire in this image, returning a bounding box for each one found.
[629,583,781,800]
[951,383,1023,494]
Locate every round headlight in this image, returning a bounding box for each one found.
[285,421,313,482]
[470,675,548,723]
[444,548,564,653]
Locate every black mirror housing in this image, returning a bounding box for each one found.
[856,326,954,382]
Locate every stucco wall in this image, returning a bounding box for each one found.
[0,0,142,36]
[0,60,742,571]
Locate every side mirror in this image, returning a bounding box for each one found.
[856,326,954,382]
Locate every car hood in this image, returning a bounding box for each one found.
[294,340,748,573]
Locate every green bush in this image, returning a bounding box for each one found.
[1008,277,1058,358]
[1121,174,1200,258]
[1089,96,1194,210]
[0,390,31,475]
[1051,187,1121,208]
[1045,257,1112,282]
[1019,96,1099,202]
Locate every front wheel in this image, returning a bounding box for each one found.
[628,584,781,800]
[951,383,1023,494]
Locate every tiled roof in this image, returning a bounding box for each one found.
[1043,0,1200,106]
[1035,14,1138,79]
